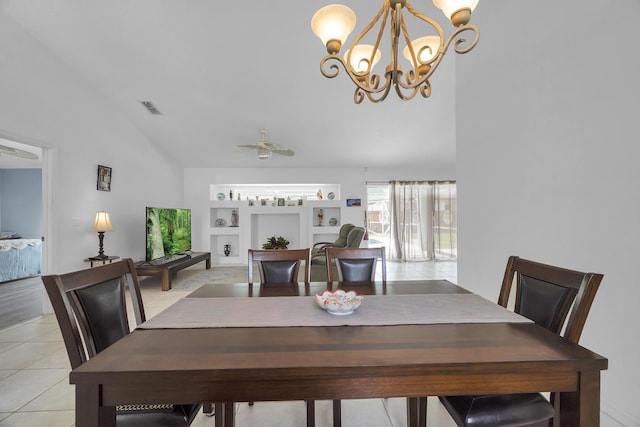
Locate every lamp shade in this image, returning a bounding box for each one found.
[432,0,479,19]
[311,4,356,50]
[92,211,114,232]
[346,44,382,73]
[403,36,441,65]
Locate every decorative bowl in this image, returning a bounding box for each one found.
[315,289,364,316]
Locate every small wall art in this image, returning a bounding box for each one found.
[97,165,112,191]
[346,198,361,207]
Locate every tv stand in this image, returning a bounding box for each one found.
[135,252,211,291]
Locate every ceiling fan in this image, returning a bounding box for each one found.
[238,130,294,160]
[0,144,39,160]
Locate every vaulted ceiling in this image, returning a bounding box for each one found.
[1,1,469,169]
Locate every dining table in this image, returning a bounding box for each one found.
[68,280,608,427]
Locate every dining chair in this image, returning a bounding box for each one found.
[325,246,386,284]
[437,255,604,427]
[41,259,204,427]
[247,248,316,426]
[248,248,310,285]
[324,246,387,427]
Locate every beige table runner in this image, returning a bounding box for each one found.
[139,294,531,329]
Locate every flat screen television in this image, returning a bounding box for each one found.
[145,207,192,262]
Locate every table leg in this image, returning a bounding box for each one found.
[333,399,342,427]
[161,269,171,291]
[306,400,316,427]
[558,370,600,427]
[75,384,115,427]
[214,402,224,427]
[224,402,234,427]
[406,397,426,427]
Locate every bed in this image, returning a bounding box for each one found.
[0,238,42,282]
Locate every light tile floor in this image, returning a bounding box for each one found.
[0,260,458,427]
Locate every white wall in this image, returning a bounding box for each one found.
[184,166,455,254]
[0,13,183,274]
[456,1,640,425]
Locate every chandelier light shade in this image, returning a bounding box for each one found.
[91,211,114,260]
[433,0,479,25]
[311,4,357,54]
[311,0,480,103]
[346,44,382,74]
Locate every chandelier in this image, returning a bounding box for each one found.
[311,0,480,103]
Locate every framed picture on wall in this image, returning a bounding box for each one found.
[346,198,361,207]
[97,165,112,191]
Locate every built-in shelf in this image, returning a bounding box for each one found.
[208,184,345,265]
[210,183,341,203]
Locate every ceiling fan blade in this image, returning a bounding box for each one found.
[238,131,295,159]
[264,142,294,156]
[0,144,39,160]
[271,148,295,156]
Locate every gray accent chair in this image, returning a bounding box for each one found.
[309,226,366,282]
[310,223,355,257]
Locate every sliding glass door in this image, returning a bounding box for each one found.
[366,181,456,261]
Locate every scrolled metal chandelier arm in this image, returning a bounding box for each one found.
[396,22,479,96]
[449,24,480,54]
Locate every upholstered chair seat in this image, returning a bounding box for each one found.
[438,394,555,427]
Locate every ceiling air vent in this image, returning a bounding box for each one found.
[140,101,162,115]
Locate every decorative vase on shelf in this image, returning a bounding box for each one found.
[317,189,323,200]
[231,209,239,227]
[317,208,324,226]
[223,244,231,257]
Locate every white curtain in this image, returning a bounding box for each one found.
[432,181,457,260]
[389,181,431,261]
[388,181,456,261]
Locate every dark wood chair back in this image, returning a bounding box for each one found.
[248,248,310,285]
[438,256,604,427]
[42,259,201,426]
[42,259,144,368]
[326,247,386,284]
[498,255,603,343]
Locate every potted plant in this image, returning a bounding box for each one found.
[262,235,289,250]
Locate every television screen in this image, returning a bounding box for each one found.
[146,207,192,261]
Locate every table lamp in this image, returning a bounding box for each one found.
[91,211,114,260]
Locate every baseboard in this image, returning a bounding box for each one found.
[601,399,639,427]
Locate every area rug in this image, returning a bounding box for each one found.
[173,266,254,291]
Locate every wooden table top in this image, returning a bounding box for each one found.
[69,279,608,427]
[186,279,469,298]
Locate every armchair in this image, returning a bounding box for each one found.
[310,223,355,256]
[310,226,366,282]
